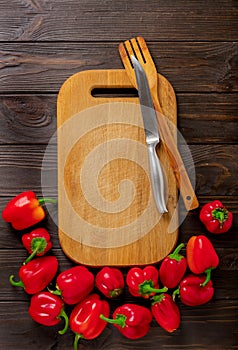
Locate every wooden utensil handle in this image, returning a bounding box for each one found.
[154,96,199,211]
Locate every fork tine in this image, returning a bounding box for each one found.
[130,38,145,63]
[124,40,136,62]
[118,43,133,69]
[137,37,154,65]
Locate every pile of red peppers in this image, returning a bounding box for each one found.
[2,192,232,349]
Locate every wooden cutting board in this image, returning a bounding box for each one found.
[57,69,178,267]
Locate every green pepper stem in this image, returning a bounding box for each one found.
[100,314,126,328]
[23,239,46,265]
[58,309,69,335]
[172,287,180,301]
[212,208,228,225]
[38,198,57,205]
[169,243,185,261]
[201,268,212,287]
[9,275,24,289]
[74,333,83,350]
[141,285,168,295]
[48,287,62,297]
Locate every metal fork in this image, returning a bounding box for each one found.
[119,37,199,211]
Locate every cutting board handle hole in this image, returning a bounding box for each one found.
[91,87,138,98]
[186,195,191,201]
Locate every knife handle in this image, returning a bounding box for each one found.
[147,142,168,214]
[153,96,199,211]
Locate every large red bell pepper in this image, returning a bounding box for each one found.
[100,303,152,339]
[96,267,124,298]
[2,191,56,230]
[151,293,180,333]
[126,266,167,298]
[29,291,68,335]
[199,200,233,234]
[159,243,187,289]
[173,274,214,306]
[50,266,94,305]
[186,235,219,286]
[69,294,110,350]
[9,256,58,294]
[22,228,52,264]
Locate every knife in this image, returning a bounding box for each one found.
[131,55,168,214]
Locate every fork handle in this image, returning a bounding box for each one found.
[153,95,199,211]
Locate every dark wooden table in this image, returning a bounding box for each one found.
[0,1,237,349]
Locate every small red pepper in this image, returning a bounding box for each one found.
[100,303,152,339]
[50,266,94,305]
[2,191,56,230]
[69,294,110,350]
[186,235,219,286]
[126,266,167,298]
[159,243,187,289]
[29,291,68,335]
[199,200,233,234]
[22,228,52,264]
[173,274,214,306]
[95,267,124,298]
[9,256,58,294]
[151,293,180,333]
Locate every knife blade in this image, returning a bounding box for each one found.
[131,55,168,214]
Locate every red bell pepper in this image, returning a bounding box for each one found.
[159,243,187,289]
[199,200,233,234]
[126,266,167,298]
[69,294,110,350]
[2,191,56,230]
[173,274,214,306]
[96,267,124,298]
[9,256,58,294]
[50,266,94,305]
[29,291,68,335]
[186,235,219,286]
[151,293,180,333]
[100,303,152,339]
[22,228,52,264]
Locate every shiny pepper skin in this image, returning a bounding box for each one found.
[173,274,214,306]
[52,266,94,305]
[70,294,110,350]
[200,200,233,234]
[159,243,187,289]
[151,293,180,333]
[9,256,58,294]
[96,266,124,298]
[29,291,68,335]
[22,228,52,264]
[100,303,152,339]
[187,235,219,286]
[126,266,167,298]
[2,191,56,230]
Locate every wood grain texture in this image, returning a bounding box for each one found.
[0,1,237,348]
[0,42,237,92]
[0,93,237,145]
[0,0,237,41]
[0,300,237,350]
[57,69,178,266]
[0,144,237,196]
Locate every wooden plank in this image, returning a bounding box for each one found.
[0,93,237,144]
[0,300,237,350]
[0,196,237,248]
[0,0,237,41]
[0,248,237,301]
[0,144,237,196]
[0,42,237,92]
